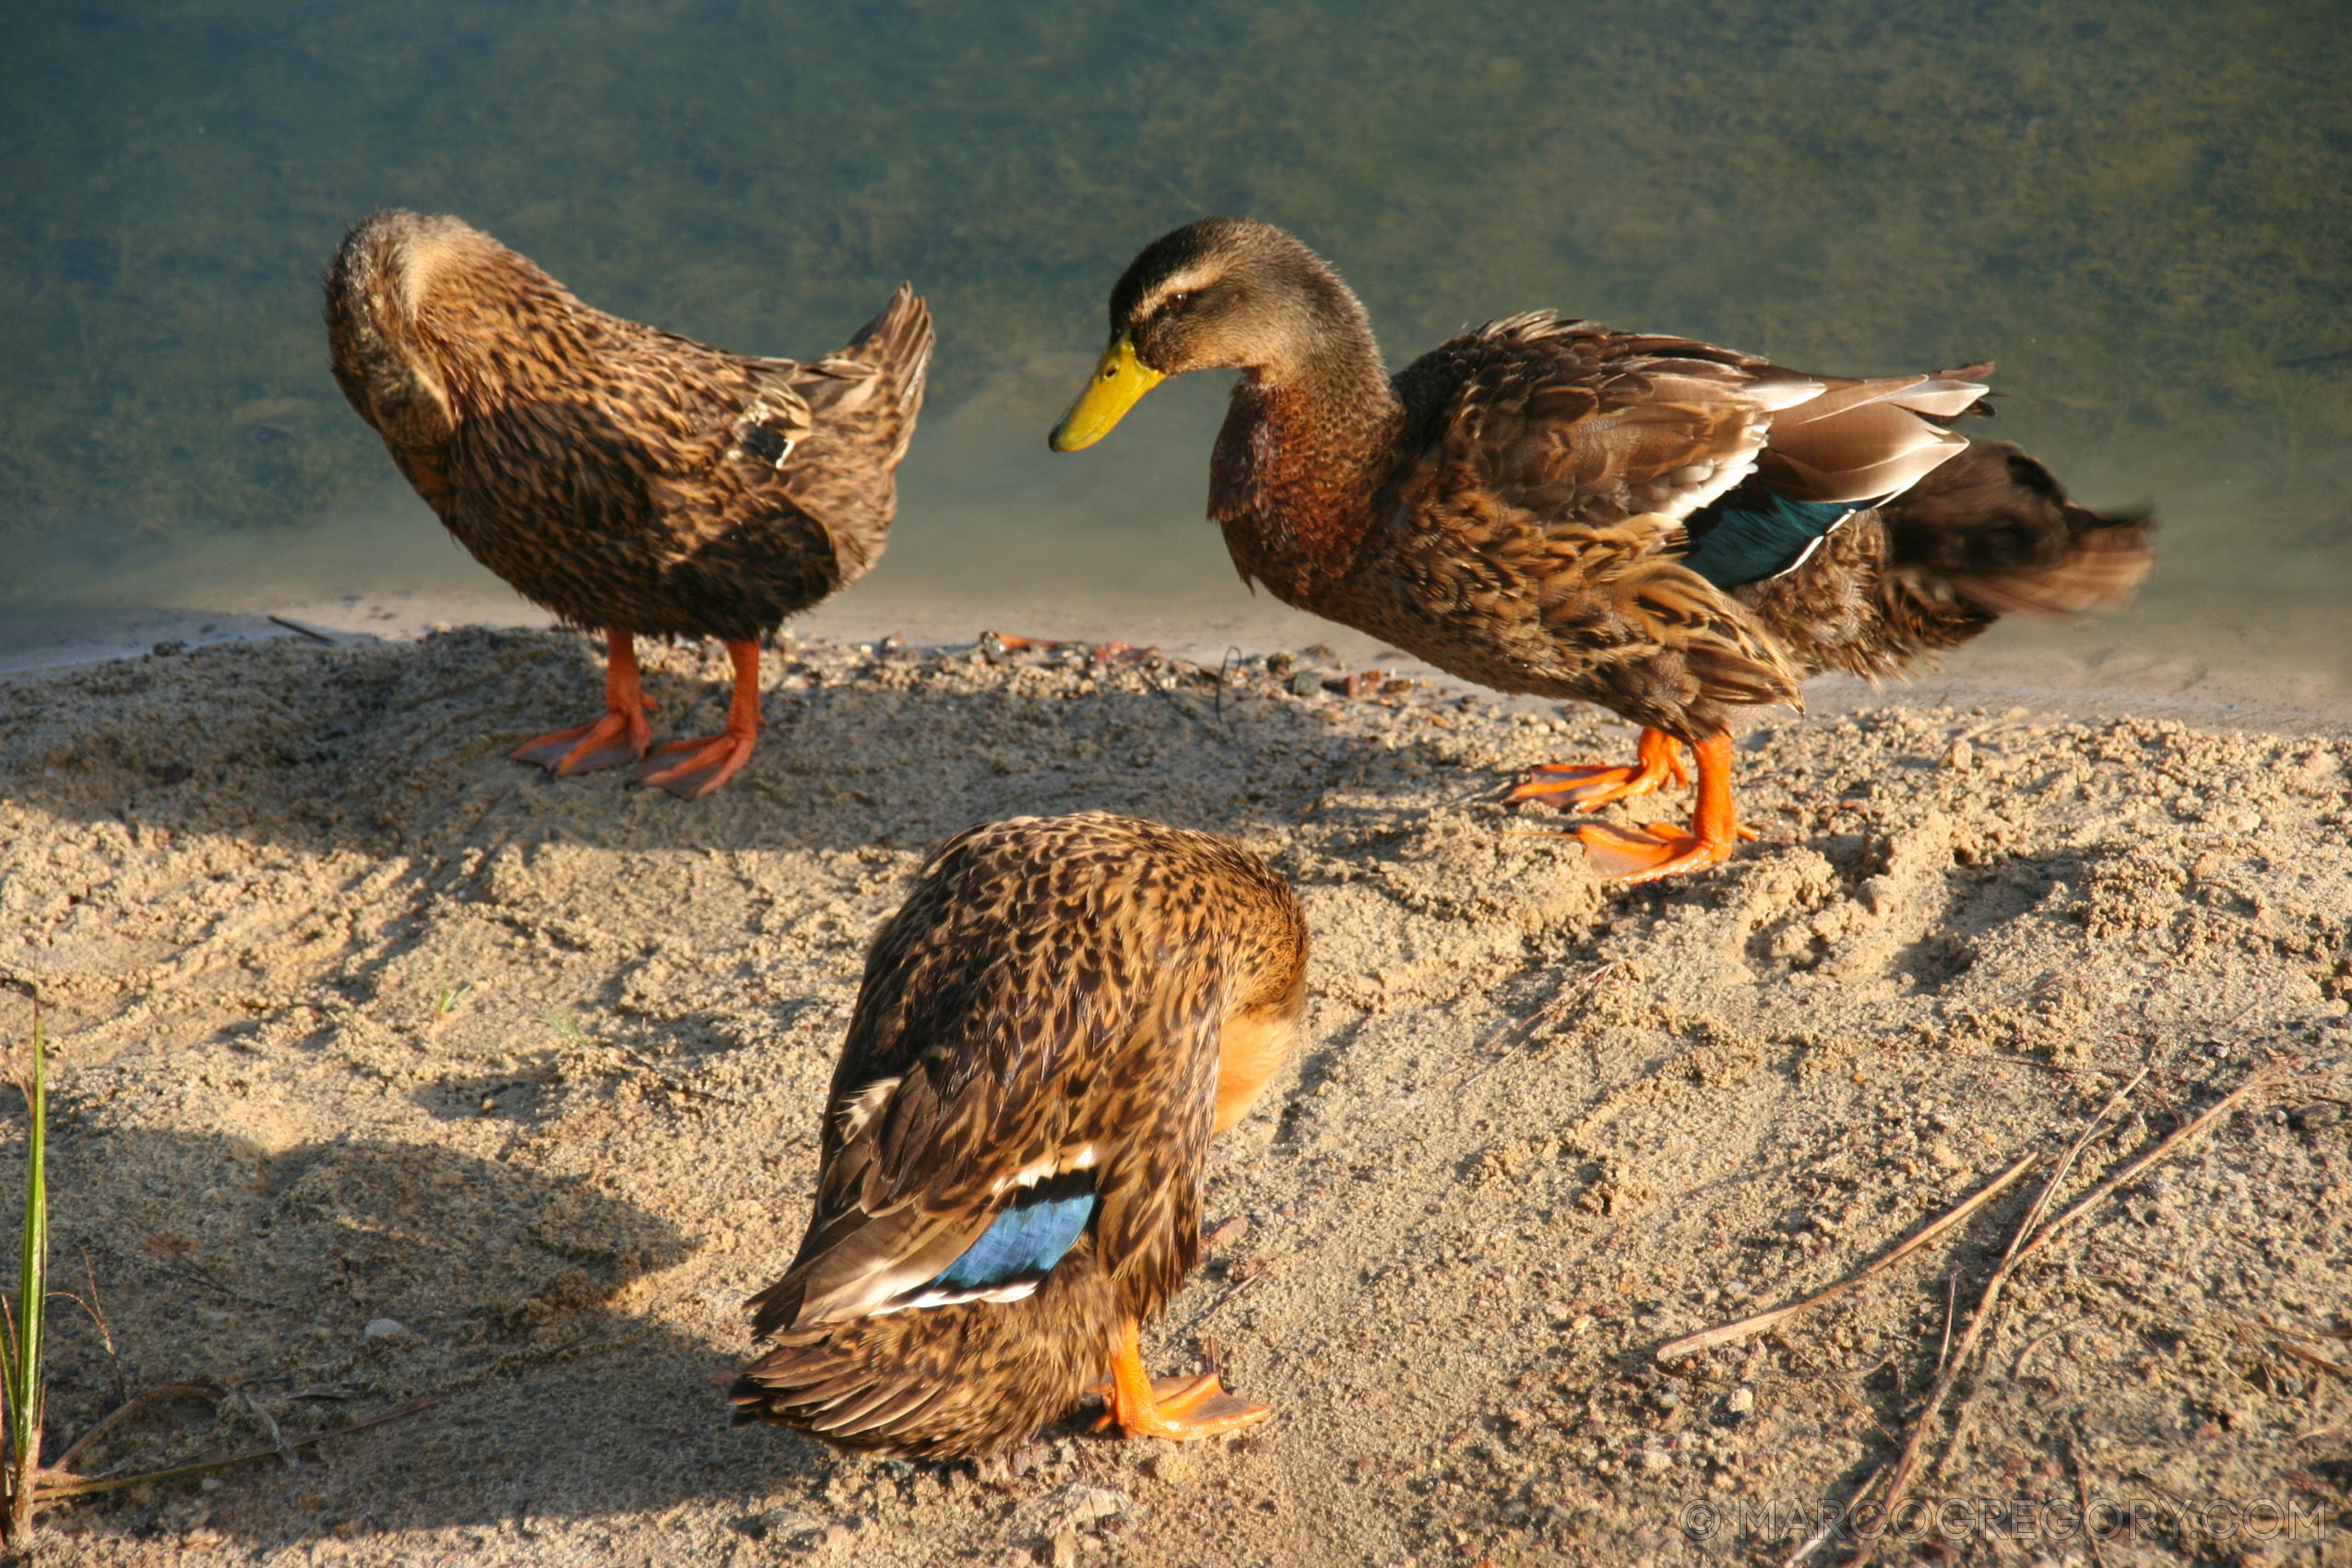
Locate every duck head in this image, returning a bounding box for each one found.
[1049,218,1377,451]
[326,210,574,445]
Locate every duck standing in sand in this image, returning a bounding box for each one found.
[731,813,1308,1459]
[326,211,932,798]
[1051,219,2151,882]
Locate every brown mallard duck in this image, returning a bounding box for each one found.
[1051,219,2152,882]
[326,211,932,798]
[729,812,1309,1459]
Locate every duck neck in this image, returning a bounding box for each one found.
[1212,325,1404,606]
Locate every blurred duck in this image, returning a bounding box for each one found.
[327,211,931,798]
[1051,219,2151,881]
[730,812,1309,1459]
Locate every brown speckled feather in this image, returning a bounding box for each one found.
[730,814,1308,1460]
[325,211,931,642]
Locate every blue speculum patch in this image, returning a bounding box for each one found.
[928,1176,1099,1293]
[1678,491,1856,589]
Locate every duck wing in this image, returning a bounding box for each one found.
[567,285,930,603]
[1395,315,1985,562]
[759,283,934,581]
[750,817,1222,1338]
[1392,314,1825,531]
[1373,316,1805,724]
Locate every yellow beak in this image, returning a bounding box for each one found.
[1049,333,1165,452]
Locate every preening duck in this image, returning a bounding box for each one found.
[730,813,1310,1459]
[1051,219,2151,881]
[327,211,932,798]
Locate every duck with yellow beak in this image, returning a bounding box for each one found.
[1051,219,2150,884]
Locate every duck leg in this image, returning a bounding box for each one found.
[1087,1317,1270,1442]
[1507,726,1688,812]
[1553,731,1753,884]
[633,638,763,800]
[511,628,653,775]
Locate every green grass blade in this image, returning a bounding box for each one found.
[7,1013,46,1507]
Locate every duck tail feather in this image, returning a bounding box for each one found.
[845,284,935,398]
[1879,439,2155,620]
[727,1237,1121,1459]
[1943,517,2156,617]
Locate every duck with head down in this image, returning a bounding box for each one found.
[1052,219,2151,883]
[730,812,1309,1460]
[327,211,932,799]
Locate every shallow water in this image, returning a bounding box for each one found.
[6,0,2349,710]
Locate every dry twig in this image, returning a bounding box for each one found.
[1858,1068,2150,1557]
[2009,1068,2277,1267]
[2233,1319,2352,1383]
[1656,1151,2040,1363]
[56,1247,125,1409]
[2010,1315,2087,1384]
[1781,1463,1885,1568]
[51,1384,217,1476]
[33,1392,450,1502]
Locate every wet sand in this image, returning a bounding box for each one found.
[1,624,2346,1567]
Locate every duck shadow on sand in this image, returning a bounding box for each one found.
[34,1122,869,1550]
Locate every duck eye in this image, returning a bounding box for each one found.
[1165,291,1193,309]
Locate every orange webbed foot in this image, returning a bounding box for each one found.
[1571,820,1752,883]
[632,731,757,800]
[1519,731,1754,884]
[511,709,650,775]
[1087,1372,1270,1441]
[1125,1372,1271,1440]
[512,629,653,776]
[1089,1320,1273,1443]
[1508,727,1687,812]
[631,637,764,801]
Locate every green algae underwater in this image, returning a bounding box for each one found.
[5,0,2350,696]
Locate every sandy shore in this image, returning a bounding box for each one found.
[0,624,2346,1567]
